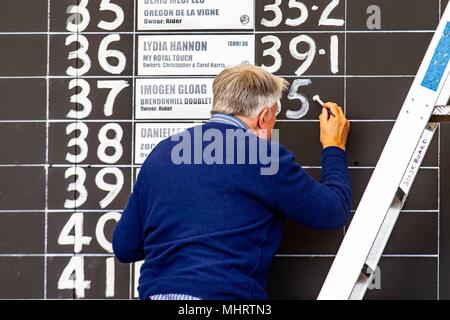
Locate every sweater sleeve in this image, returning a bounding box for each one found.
[272,145,352,230]
[112,173,145,263]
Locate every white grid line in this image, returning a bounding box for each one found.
[0,119,406,122]
[0,210,123,213]
[0,254,115,257]
[0,209,438,214]
[129,0,137,300]
[44,0,51,300]
[438,125,441,299]
[0,253,438,258]
[0,119,407,123]
[0,30,438,35]
[0,75,419,79]
[344,0,347,115]
[437,0,442,301]
[0,164,441,170]
[275,254,439,258]
[350,209,440,214]
[255,30,435,34]
[341,0,348,250]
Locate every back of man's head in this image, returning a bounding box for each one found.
[211,64,288,119]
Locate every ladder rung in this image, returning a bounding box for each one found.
[430,115,450,122]
[430,105,450,122]
[433,105,450,114]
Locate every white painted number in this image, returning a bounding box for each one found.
[95,211,121,252]
[64,167,88,209]
[66,0,90,32]
[98,34,126,74]
[261,0,283,27]
[261,35,339,75]
[286,79,312,119]
[97,80,129,116]
[58,212,92,253]
[319,0,345,26]
[67,80,128,118]
[97,123,124,164]
[286,0,308,26]
[58,256,117,298]
[261,35,282,73]
[95,169,124,209]
[65,122,88,163]
[58,212,120,253]
[66,34,92,76]
[105,257,115,297]
[67,79,92,119]
[98,0,125,30]
[330,35,339,74]
[58,256,91,298]
[64,166,124,209]
[289,35,316,76]
[261,0,344,27]
[67,0,125,32]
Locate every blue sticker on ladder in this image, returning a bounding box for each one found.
[421,22,450,92]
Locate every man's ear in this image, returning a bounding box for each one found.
[257,108,270,129]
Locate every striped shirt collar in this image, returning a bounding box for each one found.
[208,113,249,130]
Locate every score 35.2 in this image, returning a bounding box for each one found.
[259,0,344,75]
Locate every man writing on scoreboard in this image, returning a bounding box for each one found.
[113,64,351,300]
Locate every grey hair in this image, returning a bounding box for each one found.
[211,64,288,119]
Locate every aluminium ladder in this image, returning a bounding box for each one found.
[318,3,450,300]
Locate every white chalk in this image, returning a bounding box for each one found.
[312,95,325,106]
[313,95,335,116]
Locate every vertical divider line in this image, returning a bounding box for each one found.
[437,0,442,301]
[130,0,137,300]
[253,0,256,46]
[343,0,348,238]
[72,0,80,300]
[344,0,347,115]
[45,0,51,300]
[438,124,441,300]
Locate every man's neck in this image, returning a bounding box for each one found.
[235,115,256,130]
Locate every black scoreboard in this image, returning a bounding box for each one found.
[0,0,449,300]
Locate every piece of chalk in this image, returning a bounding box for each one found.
[313,95,335,117]
[312,95,325,107]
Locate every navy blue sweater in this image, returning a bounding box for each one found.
[113,121,351,300]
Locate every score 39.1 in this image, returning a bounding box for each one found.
[258,0,345,119]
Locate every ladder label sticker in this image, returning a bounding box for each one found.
[400,137,429,194]
[421,22,450,92]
